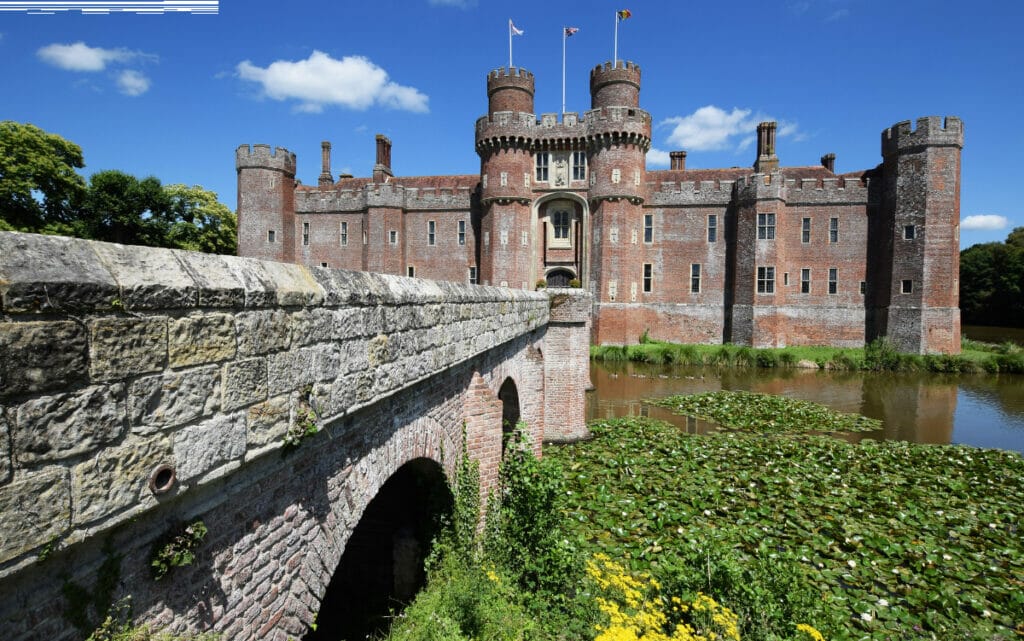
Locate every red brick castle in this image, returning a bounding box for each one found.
[236,60,962,353]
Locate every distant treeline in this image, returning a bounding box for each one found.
[960,227,1024,328]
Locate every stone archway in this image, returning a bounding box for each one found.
[497,377,521,452]
[545,268,575,288]
[305,458,452,641]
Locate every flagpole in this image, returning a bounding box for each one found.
[509,20,513,68]
[613,12,618,65]
[562,27,567,114]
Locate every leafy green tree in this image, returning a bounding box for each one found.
[960,229,1024,327]
[76,170,173,246]
[0,121,86,231]
[164,184,237,254]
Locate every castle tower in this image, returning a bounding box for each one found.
[475,67,536,288]
[585,61,651,323]
[236,144,297,263]
[880,116,963,354]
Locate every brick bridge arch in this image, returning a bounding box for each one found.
[0,232,590,640]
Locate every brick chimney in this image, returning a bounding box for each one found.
[318,141,334,186]
[670,150,687,171]
[373,134,393,183]
[754,121,779,173]
[821,153,836,173]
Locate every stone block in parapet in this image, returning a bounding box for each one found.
[235,144,297,175]
[881,116,963,157]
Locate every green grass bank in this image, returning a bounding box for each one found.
[591,337,1024,374]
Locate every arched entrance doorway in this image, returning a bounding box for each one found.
[545,268,575,288]
[497,377,521,452]
[305,458,452,641]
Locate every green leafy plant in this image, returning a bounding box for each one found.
[535,279,547,289]
[568,278,581,288]
[284,385,319,449]
[150,520,208,581]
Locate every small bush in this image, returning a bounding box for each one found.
[754,350,778,368]
[568,278,581,288]
[864,337,902,371]
[535,279,546,290]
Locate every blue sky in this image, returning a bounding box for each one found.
[2,0,1021,248]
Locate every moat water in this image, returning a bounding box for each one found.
[588,328,1024,455]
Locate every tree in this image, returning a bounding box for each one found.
[76,170,173,247]
[0,121,86,231]
[960,229,1024,327]
[164,184,237,254]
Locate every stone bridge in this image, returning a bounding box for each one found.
[0,231,591,641]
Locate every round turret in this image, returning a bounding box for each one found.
[590,61,641,109]
[487,67,535,115]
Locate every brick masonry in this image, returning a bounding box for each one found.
[236,58,962,355]
[0,231,590,640]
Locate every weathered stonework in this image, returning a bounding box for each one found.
[13,384,125,464]
[89,317,168,381]
[168,314,237,368]
[0,232,588,641]
[0,321,88,397]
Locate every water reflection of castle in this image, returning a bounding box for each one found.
[588,364,957,444]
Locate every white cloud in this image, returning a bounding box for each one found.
[237,51,429,114]
[429,0,477,7]
[116,70,150,96]
[826,8,850,21]
[661,105,800,153]
[37,41,153,72]
[961,215,1008,231]
[646,148,671,167]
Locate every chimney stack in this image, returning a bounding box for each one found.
[318,141,334,186]
[373,134,393,183]
[670,151,687,171]
[754,121,779,173]
[821,153,836,173]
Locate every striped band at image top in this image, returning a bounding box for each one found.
[0,1,218,13]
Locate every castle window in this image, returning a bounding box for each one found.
[829,217,839,243]
[302,222,310,246]
[362,229,368,245]
[801,217,811,243]
[572,151,587,180]
[707,215,717,243]
[535,152,549,181]
[783,272,790,286]
[609,280,617,301]
[469,266,478,284]
[690,264,701,293]
[860,281,867,295]
[389,229,397,245]
[340,222,348,246]
[319,262,328,268]
[757,266,775,294]
[643,214,653,243]
[904,224,916,240]
[553,210,570,240]
[902,279,913,294]
[643,263,653,293]
[267,230,276,243]
[828,268,838,294]
[408,266,416,277]
[800,268,810,294]
[757,213,775,240]
[458,220,466,245]
[428,220,436,246]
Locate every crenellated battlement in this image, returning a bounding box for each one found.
[648,180,736,206]
[475,107,650,154]
[294,183,475,213]
[590,60,641,109]
[882,116,963,157]
[236,144,296,174]
[488,67,535,114]
[488,66,534,82]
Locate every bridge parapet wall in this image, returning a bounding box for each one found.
[0,231,550,581]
